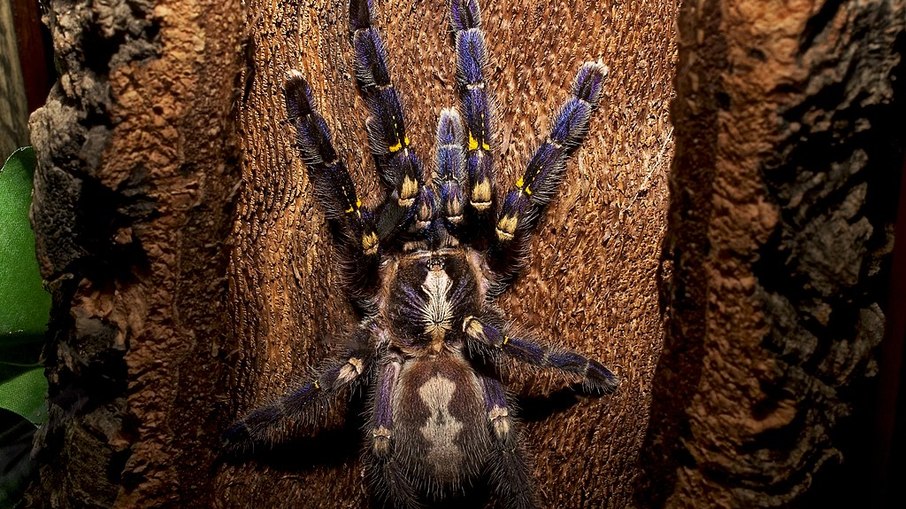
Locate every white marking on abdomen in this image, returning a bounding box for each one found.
[418,374,463,476]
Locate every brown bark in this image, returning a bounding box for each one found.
[27,0,242,507]
[638,0,905,507]
[27,0,677,507]
[1,0,29,156]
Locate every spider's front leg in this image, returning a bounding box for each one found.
[285,73,381,306]
[479,375,537,509]
[349,0,431,241]
[222,331,373,454]
[463,315,618,395]
[449,0,498,240]
[489,62,609,295]
[434,108,468,235]
[365,354,420,509]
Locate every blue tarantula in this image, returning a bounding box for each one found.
[224,0,617,507]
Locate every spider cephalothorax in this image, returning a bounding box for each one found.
[224,0,618,507]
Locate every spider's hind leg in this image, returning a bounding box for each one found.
[479,375,537,509]
[464,315,618,395]
[365,355,420,509]
[488,62,609,295]
[222,329,373,454]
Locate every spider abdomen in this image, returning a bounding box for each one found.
[392,353,490,494]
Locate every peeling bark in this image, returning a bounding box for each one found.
[27,0,241,507]
[639,0,905,507]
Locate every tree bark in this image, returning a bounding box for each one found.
[1,0,29,156]
[27,0,242,507]
[638,0,905,507]
[27,0,677,506]
[23,0,903,508]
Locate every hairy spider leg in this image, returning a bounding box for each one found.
[463,315,618,394]
[479,375,537,509]
[487,61,608,296]
[434,109,468,237]
[349,0,428,242]
[222,338,373,453]
[285,73,381,308]
[366,355,420,509]
[451,0,498,240]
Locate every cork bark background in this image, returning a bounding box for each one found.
[221,0,676,507]
[21,0,904,508]
[26,0,242,506]
[639,0,904,507]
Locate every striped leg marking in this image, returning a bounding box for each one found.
[479,374,537,509]
[223,351,369,452]
[350,0,426,238]
[284,73,381,303]
[367,356,419,508]
[464,315,618,394]
[451,0,497,219]
[490,62,609,293]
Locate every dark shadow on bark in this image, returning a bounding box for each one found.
[632,0,725,505]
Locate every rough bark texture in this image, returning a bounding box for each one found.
[26,0,242,507]
[218,1,677,507]
[638,0,905,507]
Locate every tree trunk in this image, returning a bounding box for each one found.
[221,0,677,506]
[638,0,905,507]
[24,0,902,508]
[27,0,242,506]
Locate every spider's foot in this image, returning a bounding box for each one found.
[221,420,255,457]
[573,60,609,106]
[581,359,620,395]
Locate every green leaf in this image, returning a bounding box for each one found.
[0,147,49,426]
[0,147,50,337]
[0,368,47,425]
[0,352,43,387]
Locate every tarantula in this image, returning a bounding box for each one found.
[224,0,618,507]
